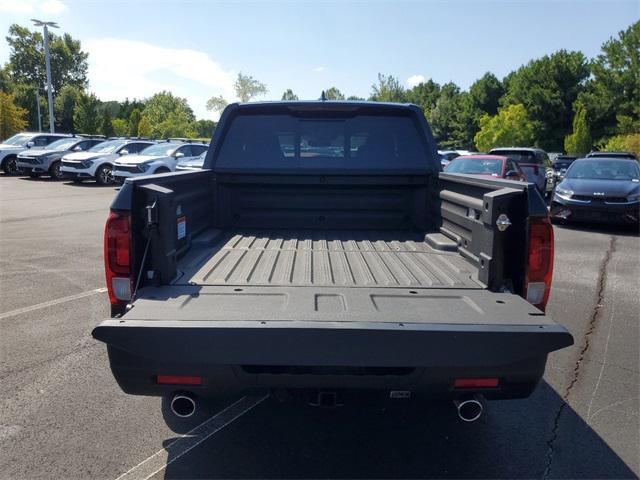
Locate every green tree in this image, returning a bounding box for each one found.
[449,92,479,149]
[0,65,13,94]
[579,21,640,139]
[142,91,195,137]
[369,74,406,102]
[99,101,120,118]
[325,87,345,100]
[99,109,115,137]
[54,84,82,132]
[564,105,592,155]
[73,92,99,134]
[281,89,299,100]
[469,72,504,116]
[205,95,228,113]
[501,50,589,150]
[474,104,535,151]
[128,108,141,136]
[0,91,28,140]
[234,72,267,102]
[5,24,88,95]
[193,119,215,138]
[111,118,128,136]
[156,111,196,139]
[9,84,42,131]
[347,95,365,100]
[428,82,461,145]
[603,133,640,158]
[406,79,441,116]
[137,115,151,137]
[118,98,145,120]
[206,72,267,112]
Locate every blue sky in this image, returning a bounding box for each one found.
[0,0,638,119]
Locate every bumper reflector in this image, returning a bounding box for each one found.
[454,378,499,388]
[156,375,202,386]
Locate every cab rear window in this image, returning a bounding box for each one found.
[491,150,539,165]
[215,113,429,171]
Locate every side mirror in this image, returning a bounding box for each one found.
[26,141,35,148]
[174,151,185,159]
[505,170,520,178]
[119,149,129,155]
[73,146,83,151]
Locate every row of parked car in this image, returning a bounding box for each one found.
[0,132,208,185]
[440,148,639,226]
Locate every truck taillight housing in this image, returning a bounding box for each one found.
[525,216,554,311]
[105,210,132,305]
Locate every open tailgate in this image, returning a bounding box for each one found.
[93,285,573,368]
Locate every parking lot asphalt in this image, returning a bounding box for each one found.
[0,175,638,479]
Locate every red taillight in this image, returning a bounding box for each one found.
[525,216,554,311]
[156,375,202,386]
[104,210,132,305]
[454,378,499,388]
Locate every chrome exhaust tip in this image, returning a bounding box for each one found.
[454,395,484,422]
[170,392,196,418]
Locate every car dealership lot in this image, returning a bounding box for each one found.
[0,176,638,479]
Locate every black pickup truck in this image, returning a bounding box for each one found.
[93,101,572,423]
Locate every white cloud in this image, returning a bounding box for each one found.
[0,0,67,14]
[314,66,325,72]
[406,74,425,88]
[39,0,67,14]
[85,38,235,119]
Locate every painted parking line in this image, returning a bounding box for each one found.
[0,288,107,320]
[115,394,269,480]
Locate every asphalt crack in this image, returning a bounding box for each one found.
[543,236,616,479]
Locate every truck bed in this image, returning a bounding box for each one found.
[117,227,552,329]
[177,229,482,289]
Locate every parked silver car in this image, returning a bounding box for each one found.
[16,136,104,180]
[0,132,72,175]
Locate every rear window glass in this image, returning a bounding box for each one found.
[215,114,429,171]
[445,158,502,175]
[491,150,539,165]
[553,161,573,170]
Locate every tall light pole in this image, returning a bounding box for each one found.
[31,19,59,133]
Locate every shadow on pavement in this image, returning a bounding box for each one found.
[159,382,635,479]
[62,180,115,188]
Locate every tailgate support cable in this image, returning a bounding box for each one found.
[132,201,157,301]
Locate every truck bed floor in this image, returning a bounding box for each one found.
[177,229,481,289]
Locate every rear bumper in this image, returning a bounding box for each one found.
[550,197,640,224]
[93,320,573,400]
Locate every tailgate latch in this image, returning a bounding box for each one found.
[496,213,512,232]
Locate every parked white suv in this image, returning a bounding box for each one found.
[0,132,72,175]
[60,139,155,185]
[112,141,208,182]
